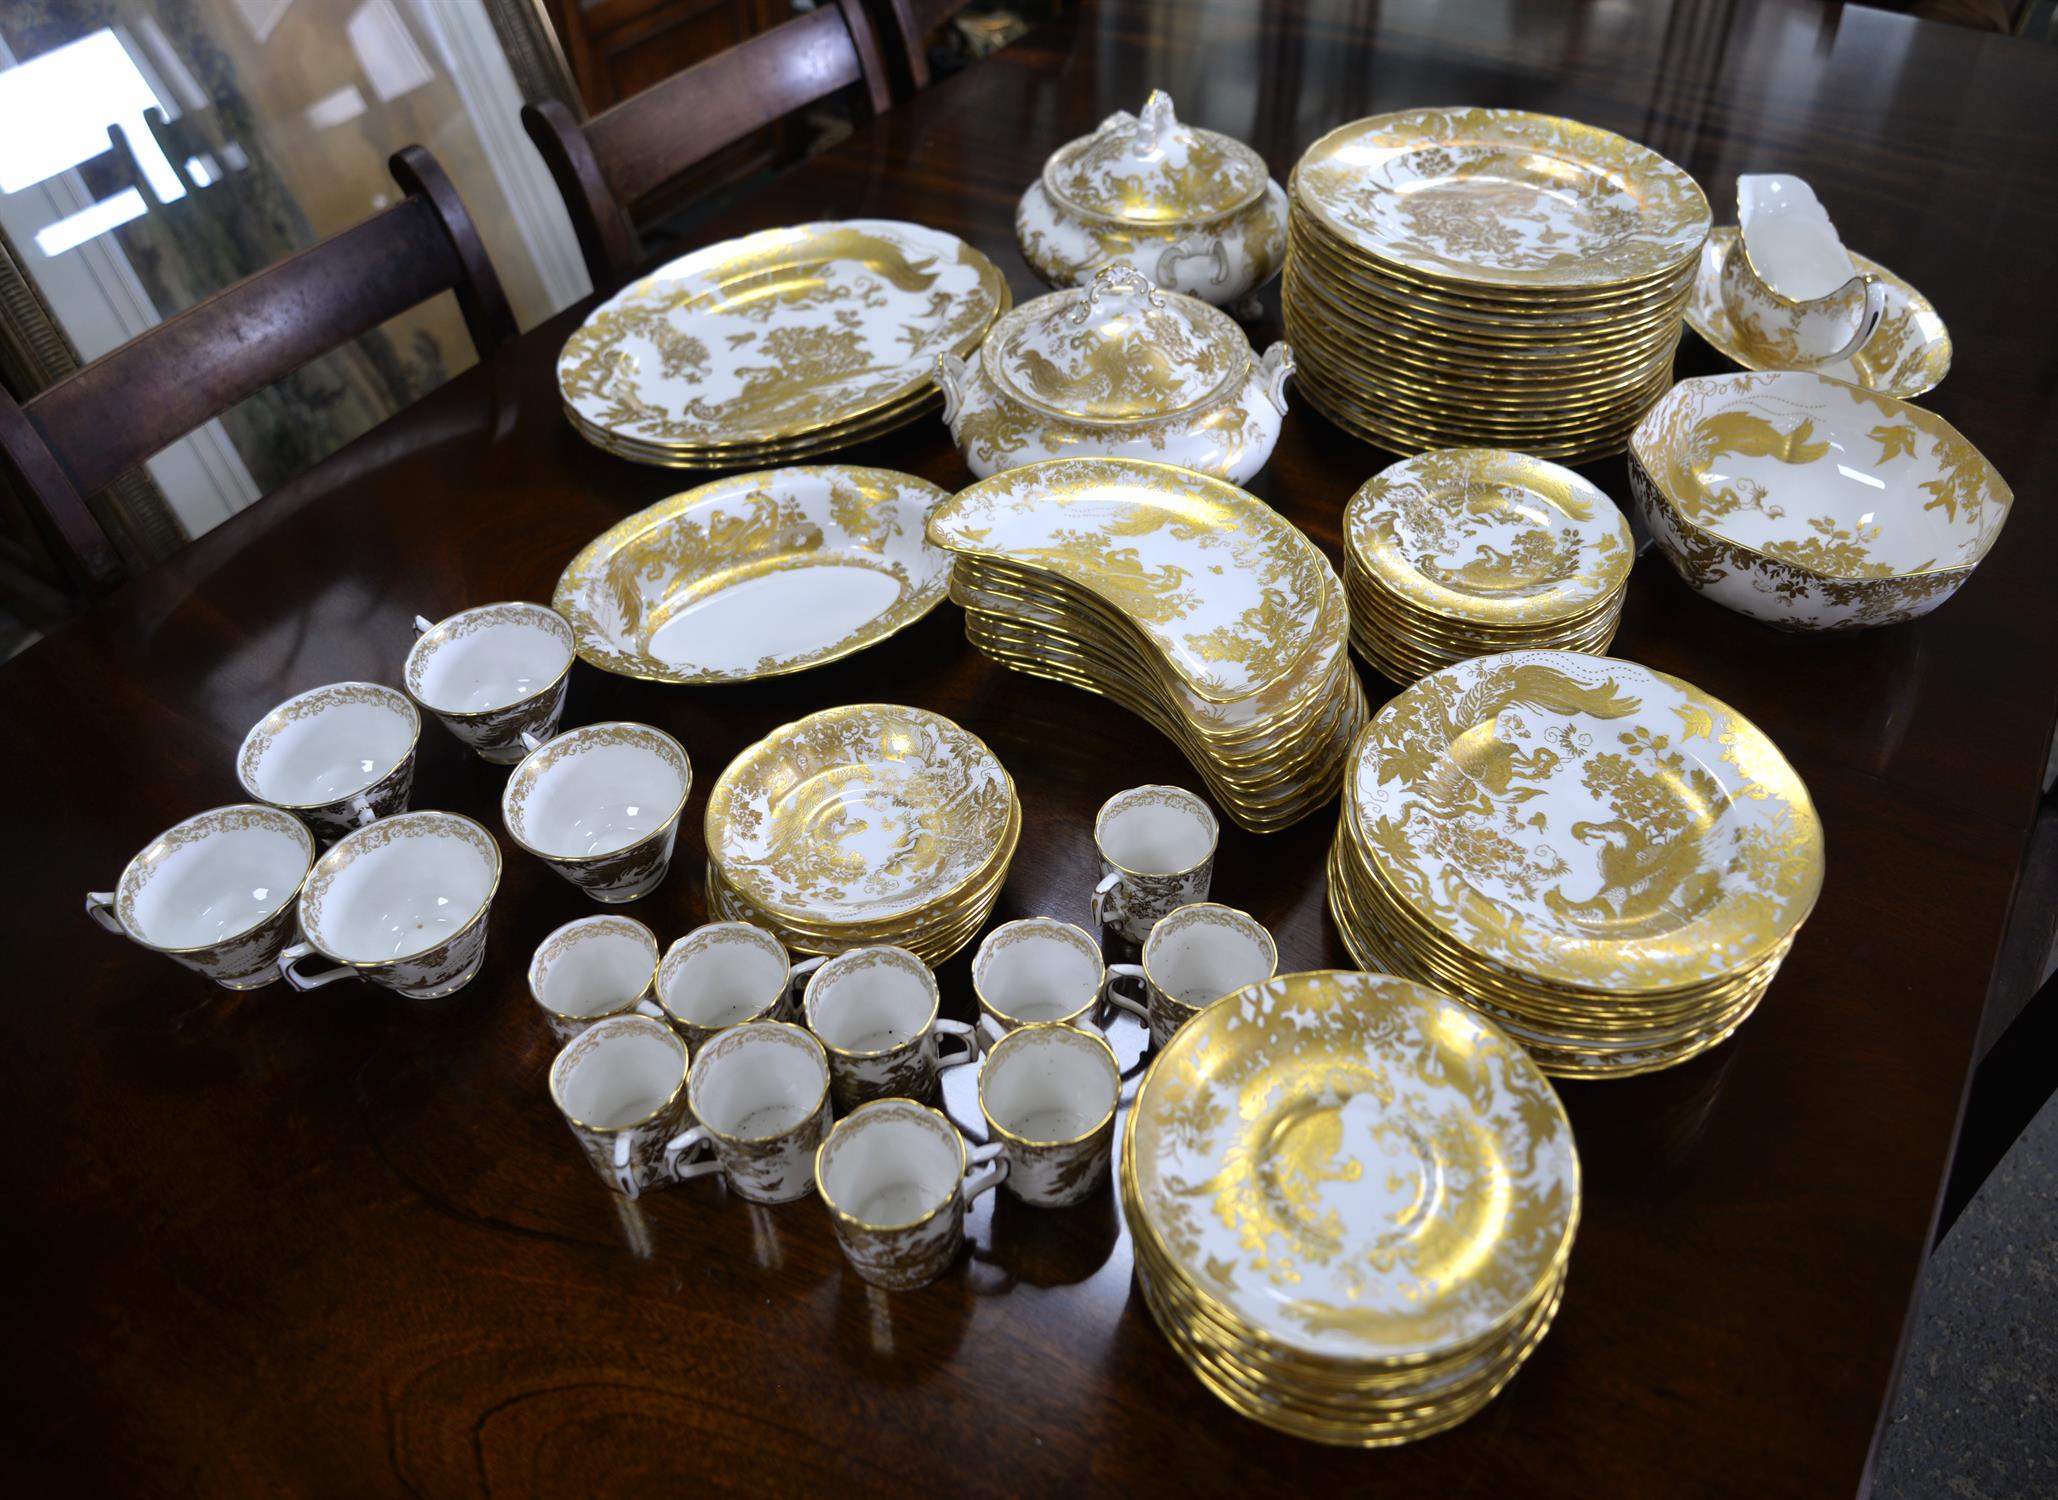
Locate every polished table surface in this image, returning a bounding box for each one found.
[8,1,2058,1493]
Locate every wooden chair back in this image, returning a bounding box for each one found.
[867,0,974,99]
[521,0,893,289]
[0,145,516,591]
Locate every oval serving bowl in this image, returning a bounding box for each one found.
[1627,370,2011,631]
[554,466,955,684]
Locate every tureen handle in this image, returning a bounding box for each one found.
[1072,265,1165,324]
[1258,342,1295,416]
[934,352,969,428]
[1134,89,1177,156]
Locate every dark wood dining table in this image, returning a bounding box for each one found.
[8,1,2056,1493]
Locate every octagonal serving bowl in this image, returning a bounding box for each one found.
[1627,370,2011,631]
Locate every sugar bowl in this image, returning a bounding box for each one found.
[935,266,1292,483]
[1015,89,1287,310]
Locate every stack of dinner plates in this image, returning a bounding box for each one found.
[1283,108,1709,462]
[1342,449,1633,684]
[926,458,1367,834]
[1327,652,1825,1077]
[1122,969,1580,1445]
[702,704,1019,964]
[556,220,1009,469]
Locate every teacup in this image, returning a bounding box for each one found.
[658,922,822,1051]
[801,945,979,1111]
[667,1021,834,1204]
[529,914,665,1041]
[1107,902,1277,1049]
[1089,784,1218,943]
[1718,174,1885,369]
[971,917,1120,1039]
[815,1098,1009,1290]
[405,602,575,764]
[280,810,502,997]
[502,721,691,903]
[976,1022,1120,1208]
[549,1013,705,1198]
[85,804,314,989]
[235,682,418,843]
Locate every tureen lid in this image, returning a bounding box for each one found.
[981,267,1253,424]
[1042,90,1268,225]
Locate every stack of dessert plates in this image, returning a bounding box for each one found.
[556,221,1009,468]
[1327,651,1825,1077]
[1123,969,1580,1446]
[926,458,1367,833]
[1342,449,1633,685]
[1283,108,1709,462]
[703,705,1019,965]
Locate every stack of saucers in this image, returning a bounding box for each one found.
[1327,651,1825,1077]
[1122,970,1580,1445]
[1342,449,1633,685]
[926,458,1367,834]
[702,705,1019,965]
[1283,108,1709,462]
[556,220,1009,469]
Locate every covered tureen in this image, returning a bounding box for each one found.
[1016,90,1288,312]
[934,266,1293,483]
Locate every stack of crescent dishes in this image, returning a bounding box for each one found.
[1284,108,1709,461]
[1327,651,1825,1077]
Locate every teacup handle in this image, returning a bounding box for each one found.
[1821,276,1888,364]
[1090,872,1125,931]
[518,729,554,755]
[412,615,434,637]
[345,793,380,830]
[934,1018,980,1072]
[278,940,354,991]
[84,890,126,936]
[963,1139,1009,1203]
[1104,963,1149,1025]
[660,1124,723,1187]
[785,955,827,1012]
[633,998,665,1022]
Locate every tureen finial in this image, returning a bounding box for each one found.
[1135,90,1178,156]
[1072,265,1166,322]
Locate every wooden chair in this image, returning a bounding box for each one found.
[521,0,893,290]
[0,145,516,591]
[867,0,970,99]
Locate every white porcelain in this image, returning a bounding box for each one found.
[977,1022,1119,1207]
[668,1021,834,1204]
[502,721,691,902]
[85,804,315,990]
[1014,90,1287,309]
[971,917,1120,1036]
[1628,371,2013,631]
[405,602,575,764]
[936,266,1291,483]
[280,810,502,998]
[802,946,978,1111]
[1718,175,1884,368]
[529,914,664,1041]
[235,682,418,842]
[658,922,821,1053]
[1090,784,1219,943]
[815,1098,1008,1290]
[1105,902,1277,1049]
[549,1013,707,1198]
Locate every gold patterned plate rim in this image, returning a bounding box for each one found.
[557,220,1009,448]
[1291,110,1710,290]
[552,466,956,685]
[1345,570,1628,642]
[1685,227,1951,400]
[1294,355,1674,438]
[1343,449,1633,625]
[927,457,1330,704]
[1126,968,1581,1362]
[1352,652,1825,990]
[1295,376,1648,464]
[564,388,936,461]
[704,703,1016,925]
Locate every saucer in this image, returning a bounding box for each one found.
[1685,227,1950,398]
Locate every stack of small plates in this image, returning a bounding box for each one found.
[926,458,1367,834]
[1283,108,1709,462]
[1122,970,1580,1445]
[1327,651,1824,1077]
[1342,449,1633,684]
[703,705,1019,964]
[557,220,1009,468]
